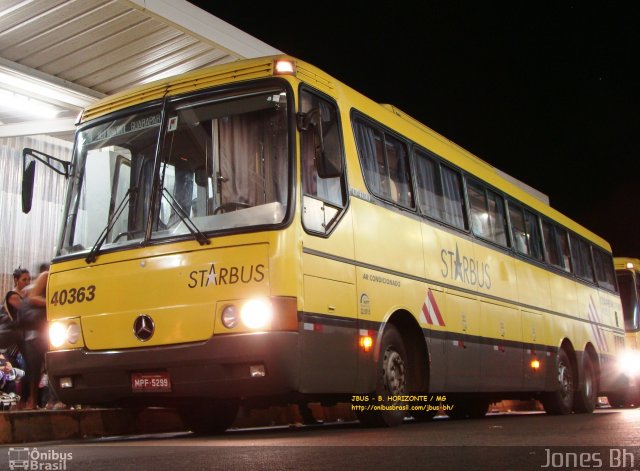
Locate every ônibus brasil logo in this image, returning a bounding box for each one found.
[7,447,73,470]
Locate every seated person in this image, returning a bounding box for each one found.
[0,357,24,396]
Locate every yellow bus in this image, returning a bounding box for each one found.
[607,257,640,407]
[23,56,627,432]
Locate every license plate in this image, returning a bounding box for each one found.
[131,372,172,392]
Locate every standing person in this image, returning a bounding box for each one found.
[4,268,31,318]
[2,268,30,368]
[18,269,48,410]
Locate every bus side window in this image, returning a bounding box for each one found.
[414,149,441,218]
[414,148,467,230]
[556,226,572,272]
[508,200,543,260]
[571,235,595,282]
[593,249,616,291]
[542,219,562,267]
[300,89,346,233]
[353,118,414,209]
[467,178,508,246]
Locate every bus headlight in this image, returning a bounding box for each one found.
[49,320,82,348]
[241,298,273,329]
[617,351,640,378]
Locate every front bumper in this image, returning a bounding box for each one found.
[46,331,300,406]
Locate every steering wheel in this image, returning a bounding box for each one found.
[213,202,251,214]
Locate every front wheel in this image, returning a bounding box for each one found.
[541,349,575,415]
[356,324,408,427]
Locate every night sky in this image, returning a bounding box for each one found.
[199,2,639,256]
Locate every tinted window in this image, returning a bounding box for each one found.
[354,119,414,208]
[414,149,466,229]
[508,202,540,259]
[593,249,616,291]
[468,179,508,246]
[571,235,595,282]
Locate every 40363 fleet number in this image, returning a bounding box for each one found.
[50,285,96,306]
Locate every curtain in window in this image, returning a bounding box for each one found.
[415,152,440,217]
[218,111,287,207]
[354,121,382,196]
[441,167,465,229]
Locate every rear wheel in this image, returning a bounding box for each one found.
[573,355,597,413]
[180,399,240,435]
[356,324,408,427]
[542,349,574,415]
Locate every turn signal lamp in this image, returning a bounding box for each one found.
[530,359,541,370]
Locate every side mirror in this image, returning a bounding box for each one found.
[297,108,343,179]
[21,148,71,214]
[22,160,35,214]
[315,124,342,179]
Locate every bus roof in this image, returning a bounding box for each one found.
[615,257,640,271]
[79,55,612,251]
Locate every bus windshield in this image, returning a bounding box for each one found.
[60,85,291,257]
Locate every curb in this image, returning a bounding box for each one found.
[0,403,357,444]
[0,408,186,444]
[1,401,538,443]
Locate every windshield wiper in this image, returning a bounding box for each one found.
[85,188,136,263]
[161,188,210,246]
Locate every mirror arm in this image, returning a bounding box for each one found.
[22,148,71,178]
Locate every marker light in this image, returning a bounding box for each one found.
[274,59,296,75]
[359,335,373,352]
[241,298,273,329]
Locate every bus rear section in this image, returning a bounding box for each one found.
[607,257,640,407]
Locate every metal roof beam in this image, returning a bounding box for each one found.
[128,0,282,59]
[0,57,105,109]
[0,118,76,138]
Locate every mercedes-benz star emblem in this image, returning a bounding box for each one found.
[133,314,155,341]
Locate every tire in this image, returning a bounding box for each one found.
[356,324,408,427]
[180,399,240,435]
[573,354,597,413]
[541,349,575,415]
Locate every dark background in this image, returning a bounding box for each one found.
[199,2,638,256]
